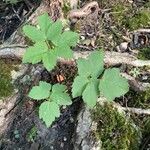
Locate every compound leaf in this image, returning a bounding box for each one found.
[23,41,48,64]
[23,25,45,42]
[39,101,60,127]
[99,68,129,101]
[29,81,51,100]
[72,76,89,98]
[82,81,98,108]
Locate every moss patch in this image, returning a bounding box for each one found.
[125,9,150,30]
[138,47,150,60]
[92,103,140,150]
[131,114,150,150]
[112,3,150,31]
[112,3,131,26]
[125,88,150,109]
[62,1,71,18]
[0,60,14,99]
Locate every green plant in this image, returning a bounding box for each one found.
[23,13,79,71]
[92,103,140,149]
[27,126,37,142]
[129,67,140,78]
[126,9,150,30]
[72,51,129,108]
[138,47,150,60]
[24,13,129,128]
[29,81,72,127]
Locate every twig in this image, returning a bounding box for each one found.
[98,97,150,115]
[0,47,150,67]
[114,103,150,115]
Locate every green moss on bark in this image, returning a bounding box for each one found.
[92,103,141,150]
[0,60,14,99]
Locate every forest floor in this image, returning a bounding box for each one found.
[0,0,150,150]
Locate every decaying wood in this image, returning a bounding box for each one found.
[1,47,150,67]
[0,94,18,133]
[68,1,100,22]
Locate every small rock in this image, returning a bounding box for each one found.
[117,42,128,52]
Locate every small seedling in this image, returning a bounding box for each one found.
[29,82,72,127]
[23,13,79,71]
[72,51,129,108]
[23,13,129,128]
[27,126,37,142]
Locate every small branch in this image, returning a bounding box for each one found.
[0,47,150,67]
[98,97,150,115]
[73,51,150,67]
[121,106,150,115]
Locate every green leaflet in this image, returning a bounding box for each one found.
[59,31,79,47]
[23,13,79,71]
[72,76,89,98]
[99,68,129,101]
[23,41,48,64]
[42,51,57,71]
[77,59,91,77]
[56,45,73,59]
[51,84,72,105]
[51,92,72,106]
[88,51,104,78]
[47,20,63,44]
[52,84,67,93]
[39,101,60,127]
[82,81,98,108]
[29,81,51,100]
[77,51,104,77]
[23,25,45,42]
[38,13,53,34]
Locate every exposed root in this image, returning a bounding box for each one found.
[1,47,150,67]
[99,97,150,115]
[73,51,150,67]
